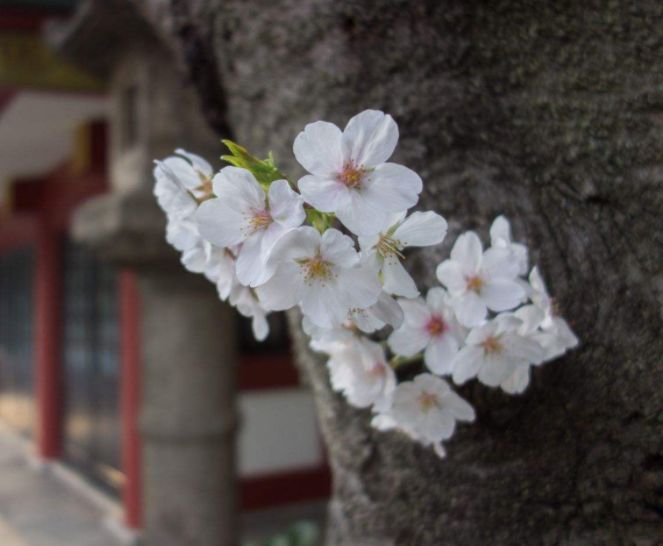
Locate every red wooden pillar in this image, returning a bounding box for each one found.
[119,270,143,529]
[34,219,62,459]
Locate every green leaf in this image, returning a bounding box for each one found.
[306,209,335,234]
[221,140,287,188]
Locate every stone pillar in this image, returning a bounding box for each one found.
[71,191,239,546]
[139,269,238,546]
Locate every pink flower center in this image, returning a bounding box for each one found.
[418,391,440,413]
[297,254,334,283]
[338,161,366,189]
[426,315,447,337]
[369,363,387,378]
[480,335,503,355]
[250,209,272,233]
[466,275,484,293]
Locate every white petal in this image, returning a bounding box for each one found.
[342,110,398,167]
[435,260,466,294]
[235,234,271,287]
[441,391,476,422]
[166,219,200,252]
[212,166,265,210]
[361,163,422,212]
[162,156,200,190]
[426,286,450,313]
[421,410,455,441]
[252,312,270,341]
[382,259,419,298]
[393,211,447,248]
[339,261,382,309]
[181,245,207,273]
[195,198,248,248]
[502,334,546,365]
[451,346,483,385]
[477,354,514,387]
[452,291,487,327]
[368,291,404,330]
[297,175,350,213]
[399,298,431,329]
[424,334,459,375]
[482,247,520,280]
[268,179,305,228]
[450,232,483,276]
[255,263,303,311]
[335,190,390,236]
[175,148,213,177]
[481,279,526,312]
[300,283,349,328]
[489,215,512,245]
[320,228,359,268]
[501,365,530,395]
[388,326,429,357]
[264,226,321,267]
[293,121,344,177]
[515,305,545,335]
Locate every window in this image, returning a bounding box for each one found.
[0,246,35,436]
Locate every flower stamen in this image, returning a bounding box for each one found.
[466,275,484,293]
[425,315,447,337]
[375,233,405,260]
[480,335,503,355]
[338,161,366,189]
[297,254,334,283]
[418,391,440,413]
[249,209,272,233]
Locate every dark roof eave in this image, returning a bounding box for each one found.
[47,0,160,79]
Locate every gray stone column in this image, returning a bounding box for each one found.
[139,269,238,546]
[71,191,239,546]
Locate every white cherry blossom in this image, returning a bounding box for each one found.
[256,226,382,328]
[489,215,528,275]
[360,211,447,298]
[525,267,579,360]
[373,374,475,457]
[161,149,215,201]
[229,284,270,341]
[388,288,466,375]
[294,110,423,236]
[195,167,305,287]
[436,231,526,327]
[153,160,197,221]
[327,338,396,410]
[452,314,545,387]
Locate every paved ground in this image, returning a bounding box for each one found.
[0,426,327,545]
[0,431,121,546]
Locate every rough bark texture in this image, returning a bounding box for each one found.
[145,1,663,544]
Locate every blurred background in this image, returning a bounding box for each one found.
[0,1,329,544]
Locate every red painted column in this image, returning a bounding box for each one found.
[119,269,143,529]
[34,220,62,459]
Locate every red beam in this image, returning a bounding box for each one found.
[119,270,143,529]
[240,466,331,511]
[34,219,62,459]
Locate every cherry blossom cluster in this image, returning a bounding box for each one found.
[153,110,578,458]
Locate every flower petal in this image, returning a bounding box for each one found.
[450,232,482,276]
[320,228,359,268]
[481,279,526,312]
[255,263,303,311]
[293,120,344,177]
[452,291,487,327]
[435,260,466,294]
[361,163,422,212]
[451,345,483,385]
[342,110,399,167]
[195,198,248,248]
[424,334,459,375]
[382,258,419,298]
[268,179,305,228]
[388,325,429,357]
[335,190,391,236]
[393,211,447,248]
[297,175,350,213]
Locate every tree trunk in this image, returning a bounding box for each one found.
[145,1,663,543]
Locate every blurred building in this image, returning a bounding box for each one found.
[0,0,329,540]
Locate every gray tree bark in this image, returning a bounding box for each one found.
[144,1,663,544]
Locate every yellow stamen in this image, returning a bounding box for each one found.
[480,335,503,355]
[338,161,366,189]
[419,391,440,413]
[297,254,334,283]
[466,275,484,293]
[375,233,405,260]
